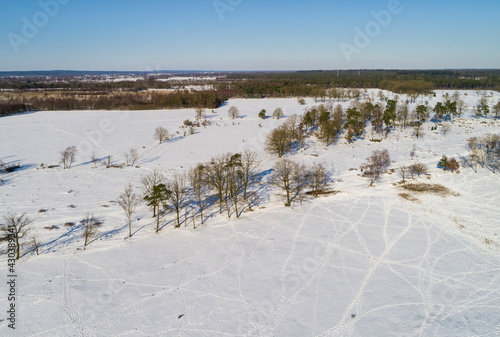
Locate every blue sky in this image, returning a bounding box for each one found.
[1,0,499,71]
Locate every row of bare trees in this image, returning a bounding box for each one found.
[60,146,140,169]
[118,148,336,234]
[117,150,262,235]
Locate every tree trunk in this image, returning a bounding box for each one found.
[15,236,20,260]
[156,201,160,232]
[128,218,132,237]
[234,197,239,218]
[219,191,223,214]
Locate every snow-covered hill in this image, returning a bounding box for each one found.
[1,90,500,336]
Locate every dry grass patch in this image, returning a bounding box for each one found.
[400,183,459,197]
[398,193,420,203]
[305,190,341,197]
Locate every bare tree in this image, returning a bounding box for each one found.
[225,154,244,218]
[485,134,500,172]
[413,122,424,139]
[228,106,240,119]
[466,137,480,172]
[141,170,165,217]
[90,152,98,168]
[308,163,330,197]
[117,184,141,237]
[396,103,409,129]
[169,174,188,228]
[265,125,292,158]
[2,213,33,259]
[206,154,229,214]
[61,146,77,169]
[30,235,41,256]
[195,107,206,120]
[361,149,391,185]
[441,123,451,136]
[153,126,170,144]
[408,162,428,178]
[332,104,346,135]
[457,99,466,118]
[81,213,100,247]
[124,148,139,166]
[493,101,500,120]
[397,164,408,183]
[477,149,487,168]
[241,150,260,200]
[272,159,304,206]
[273,107,284,119]
[467,136,479,151]
[292,162,308,203]
[284,114,300,140]
[103,154,112,168]
[188,164,210,225]
[296,123,306,151]
[468,149,479,173]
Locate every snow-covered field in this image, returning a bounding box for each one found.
[1,90,500,336]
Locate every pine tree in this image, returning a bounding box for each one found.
[144,184,171,232]
[438,155,448,168]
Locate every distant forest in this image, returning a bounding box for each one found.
[1,69,499,116]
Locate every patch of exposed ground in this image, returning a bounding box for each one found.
[398,193,421,203]
[400,183,459,197]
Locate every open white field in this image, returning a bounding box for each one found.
[1,90,500,336]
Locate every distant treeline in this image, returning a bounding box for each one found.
[220,70,500,97]
[1,70,499,92]
[0,78,173,90]
[0,90,233,116]
[1,70,499,115]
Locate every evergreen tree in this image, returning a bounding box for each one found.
[438,155,448,168]
[383,100,397,134]
[144,184,171,232]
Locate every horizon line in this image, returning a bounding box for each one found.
[1,68,500,74]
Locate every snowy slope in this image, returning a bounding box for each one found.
[1,90,500,336]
